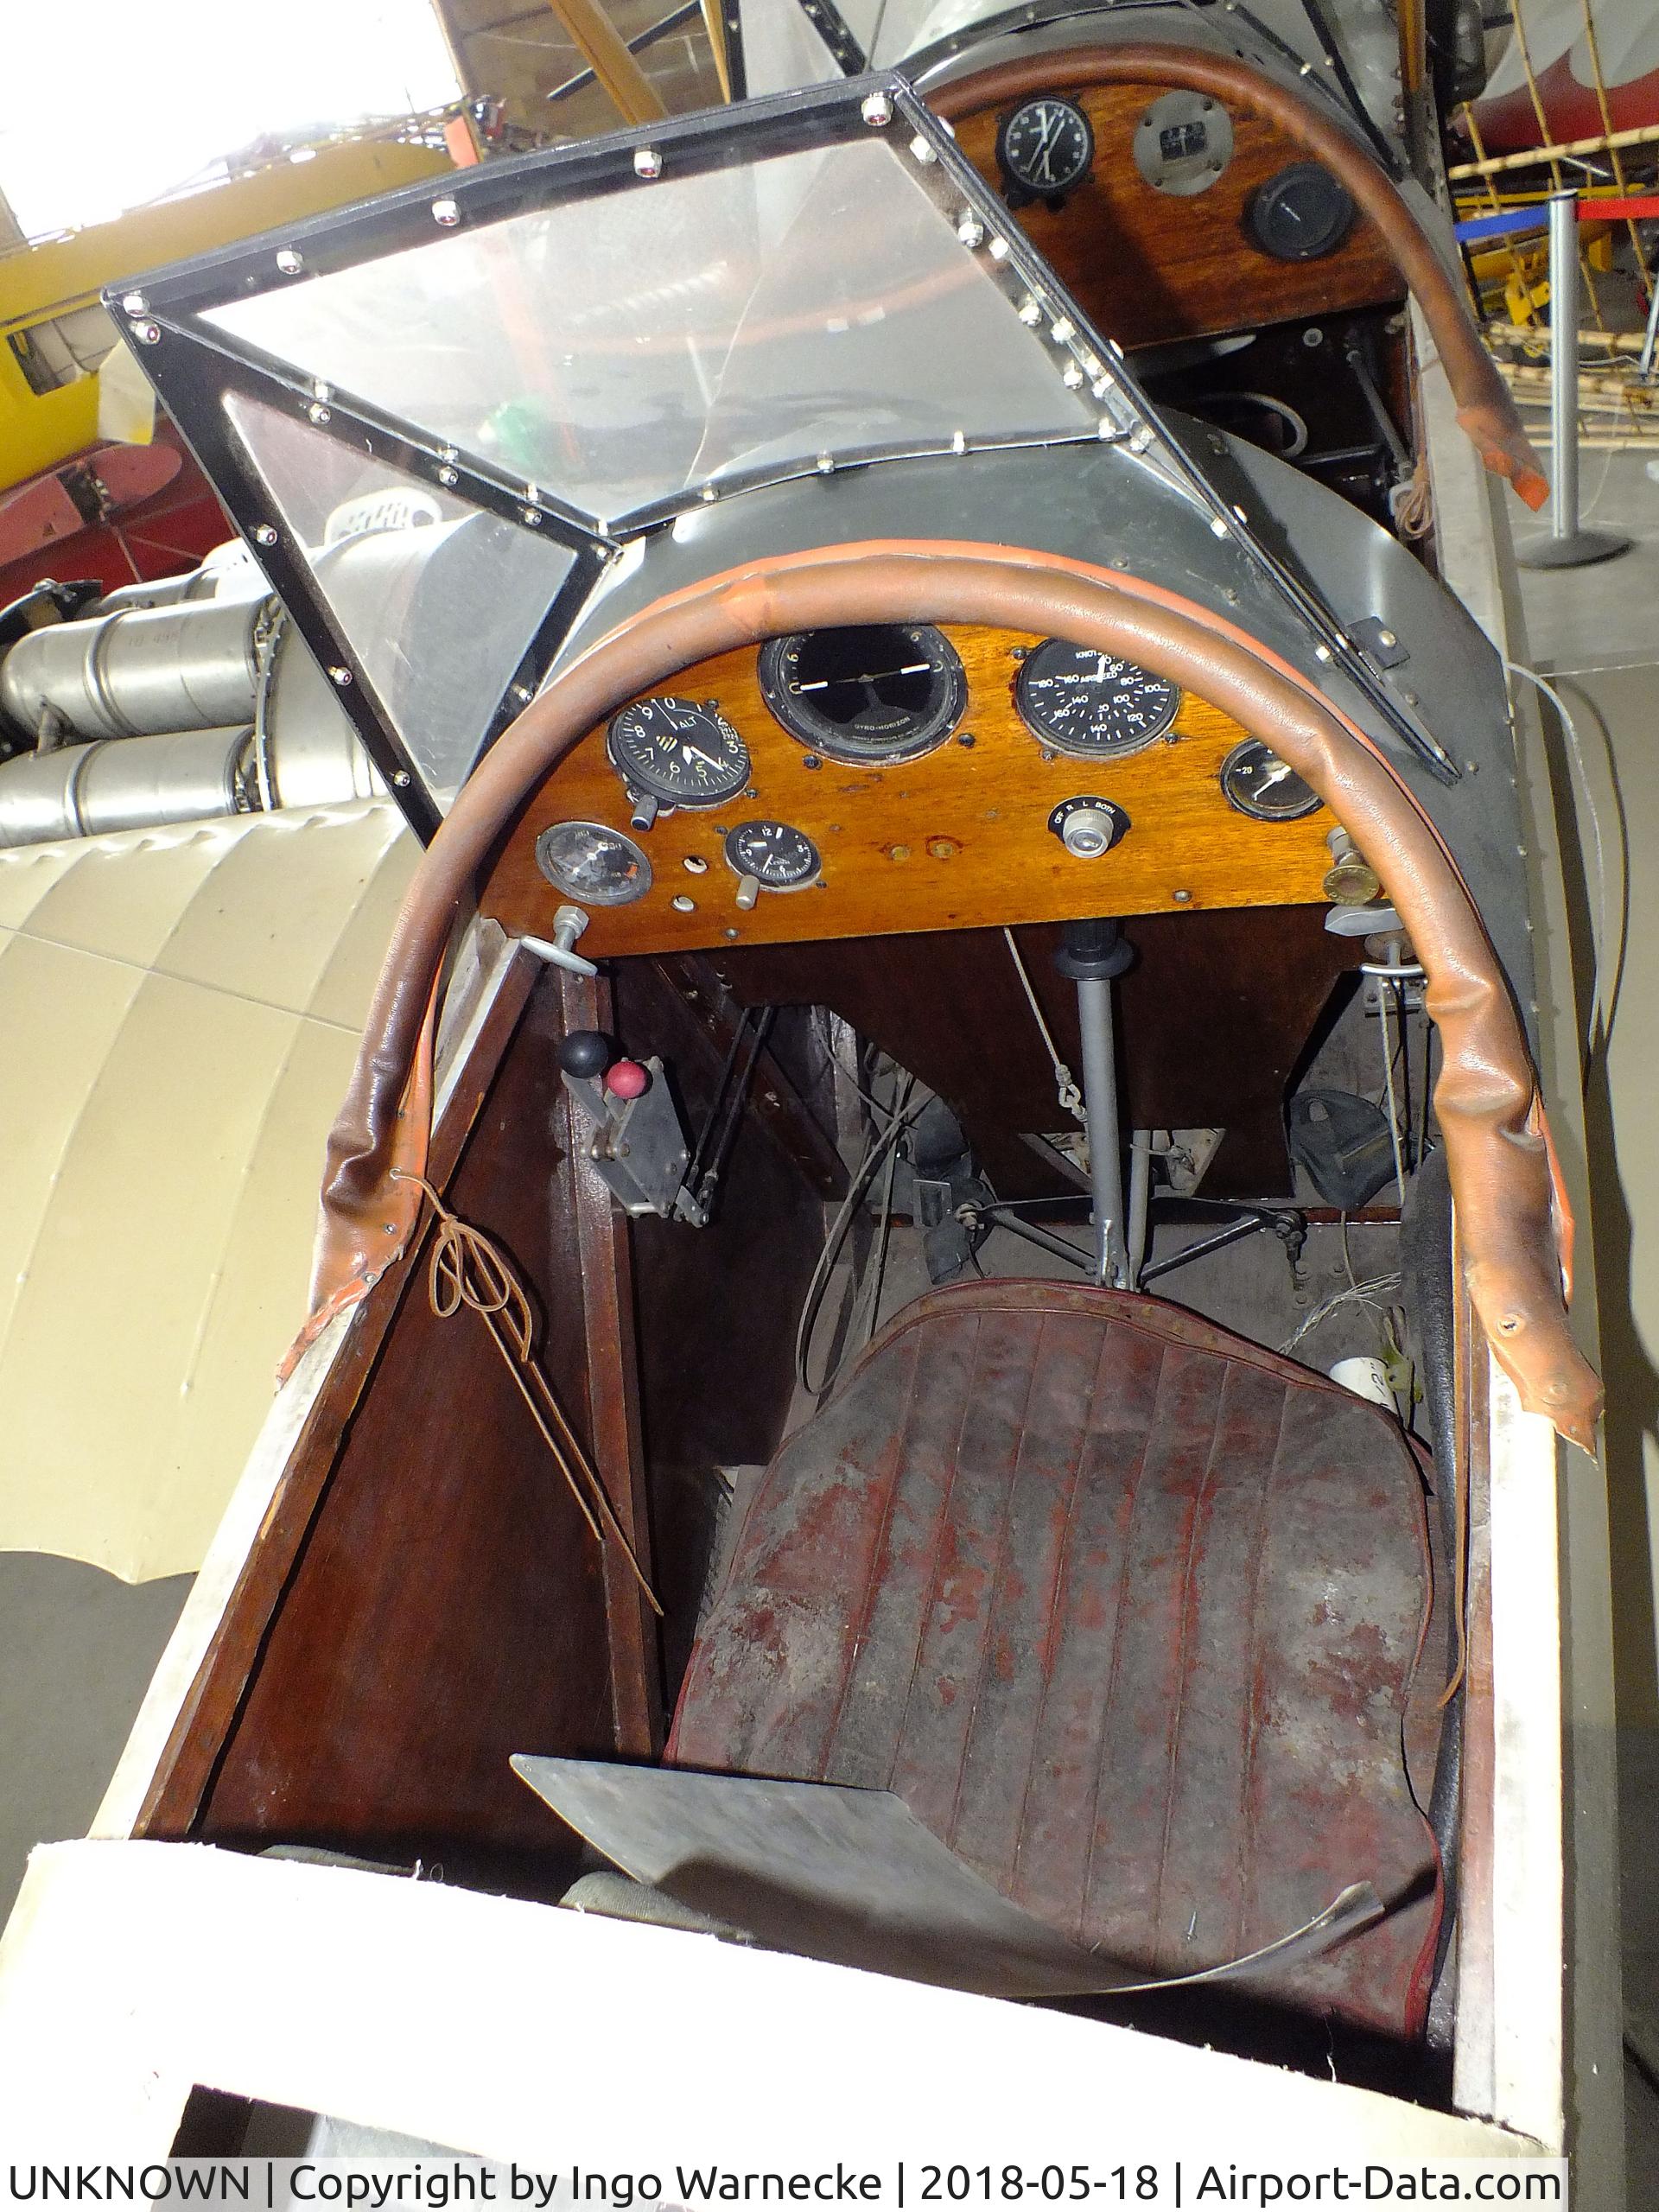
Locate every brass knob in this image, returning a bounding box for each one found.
[1323,828,1381,906]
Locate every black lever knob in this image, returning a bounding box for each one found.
[557,1029,612,1080]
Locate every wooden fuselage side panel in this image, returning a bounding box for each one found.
[175,964,823,1866]
[188,979,617,1872]
[480,626,1338,961]
[949,82,1405,348]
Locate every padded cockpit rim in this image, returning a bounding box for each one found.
[283,543,1600,1452]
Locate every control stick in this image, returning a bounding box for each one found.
[1056,919,1134,1287]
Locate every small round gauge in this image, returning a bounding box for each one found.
[758,626,965,765]
[1014,640,1181,758]
[1245,163,1355,262]
[1132,91,1234,197]
[1219,739,1322,822]
[535,819,653,904]
[607,696,750,809]
[997,96,1095,200]
[723,819,821,891]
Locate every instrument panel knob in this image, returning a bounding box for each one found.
[1048,797,1130,858]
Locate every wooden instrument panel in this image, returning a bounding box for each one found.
[480,624,1336,958]
[950,81,1403,349]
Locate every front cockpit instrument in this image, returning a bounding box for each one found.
[1014,640,1181,758]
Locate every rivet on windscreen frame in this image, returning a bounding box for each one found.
[312,380,331,403]
[121,291,147,315]
[1210,517,1230,537]
[432,198,461,227]
[861,92,893,127]
[700,484,718,503]
[988,236,1009,261]
[817,454,835,474]
[909,136,936,164]
[254,525,278,546]
[956,213,984,248]
[1017,297,1042,326]
[1050,316,1076,344]
[634,147,663,179]
[276,248,302,276]
[329,667,353,685]
[1062,364,1084,389]
[1129,425,1153,453]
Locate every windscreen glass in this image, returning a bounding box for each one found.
[206,133,1101,533]
[224,392,576,803]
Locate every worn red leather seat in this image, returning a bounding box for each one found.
[670,1280,1441,2036]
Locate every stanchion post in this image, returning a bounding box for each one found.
[1518,189,1632,569]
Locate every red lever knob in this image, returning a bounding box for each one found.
[604,1058,650,1100]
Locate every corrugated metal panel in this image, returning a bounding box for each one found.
[0,801,416,1580]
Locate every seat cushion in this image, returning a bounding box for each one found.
[669,1281,1441,2037]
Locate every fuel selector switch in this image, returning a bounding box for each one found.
[1048,796,1130,859]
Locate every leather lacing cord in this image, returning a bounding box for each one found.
[392,1170,663,1617]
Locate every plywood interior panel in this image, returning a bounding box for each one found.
[194,977,619,1876]
[716,909,1358,1198]
[182,960,830,1866]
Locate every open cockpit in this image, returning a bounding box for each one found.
[45,33,1602,2146]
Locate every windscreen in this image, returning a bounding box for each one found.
[224,393,577,803]
[205,132,1102,534]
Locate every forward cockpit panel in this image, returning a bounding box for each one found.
[480,622,1337,957]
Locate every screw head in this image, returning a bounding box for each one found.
[437,466,458,488]
[431,197,460,226]
[956,213,985,248]
[308,402,330,425]
[120,290,147,315]
[276,247,303,276]
[131,321,162,346]
[392,770,411,787]
[1062,364,1084,389]
[861,91,893,126]
[633,146,662,179]
[329,666,353,686]
[254,524,278,546]
[909,135,936,164]
[521,507,543,526]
